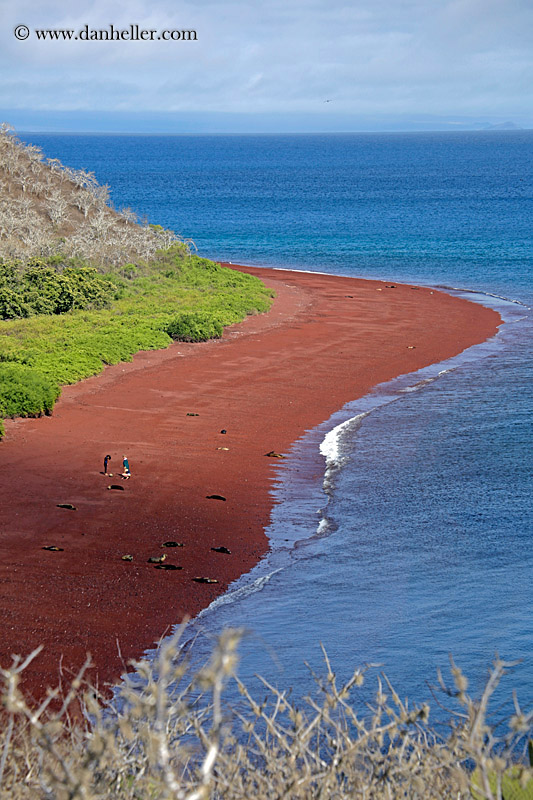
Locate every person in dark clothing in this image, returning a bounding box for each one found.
[103,454,112,474]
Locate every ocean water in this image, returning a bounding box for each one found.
[26,132,533,713]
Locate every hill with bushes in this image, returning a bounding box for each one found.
[0,125,273,438]
[0,123,178,265]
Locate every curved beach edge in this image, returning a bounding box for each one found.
[0,265,500,700]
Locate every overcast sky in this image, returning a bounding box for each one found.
[1,0,532,131]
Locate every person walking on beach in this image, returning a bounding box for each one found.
[103,454,112,475]
[122,455,131,479]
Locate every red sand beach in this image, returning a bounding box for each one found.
[0,266,500,700]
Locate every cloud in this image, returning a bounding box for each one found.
[1,0,531,121]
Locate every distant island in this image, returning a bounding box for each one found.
[481,120,523,130]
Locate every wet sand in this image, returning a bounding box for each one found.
[0,266,500,700]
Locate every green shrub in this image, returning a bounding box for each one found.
[472,765,533,799]
[0,287,29,319]
[0,363,60,418]
[166,312,224,342]
[0,260,119,319]
[0,248,272,432]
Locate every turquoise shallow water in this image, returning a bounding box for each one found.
[26,131,533,710]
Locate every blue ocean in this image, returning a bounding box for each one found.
[26,131,533,712]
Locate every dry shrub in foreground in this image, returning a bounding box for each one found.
[0,627,532,799]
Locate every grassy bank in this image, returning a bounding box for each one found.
[0,245,273,437]
[0,630,532,799]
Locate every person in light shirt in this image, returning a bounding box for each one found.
[122,455,131,479]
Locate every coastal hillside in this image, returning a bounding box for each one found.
[0,125,273,437]
[0,123,178,265]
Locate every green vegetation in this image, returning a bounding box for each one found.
[472,765,533,800]
[0,245,272,436]
[0,259,119,318]
[0,630,532,799]
[0,363,60,418]
[166,312,224,342]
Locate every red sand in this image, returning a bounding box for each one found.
[0,266,500,700]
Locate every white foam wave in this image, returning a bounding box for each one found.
[436,284,531,309]
[195,567,283,619]
[316,517,330,535]
[319,412,368,468]
[398,377,437,393]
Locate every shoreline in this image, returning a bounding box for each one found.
[0,265,500,701]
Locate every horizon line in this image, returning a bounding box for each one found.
[14,127,532,136]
